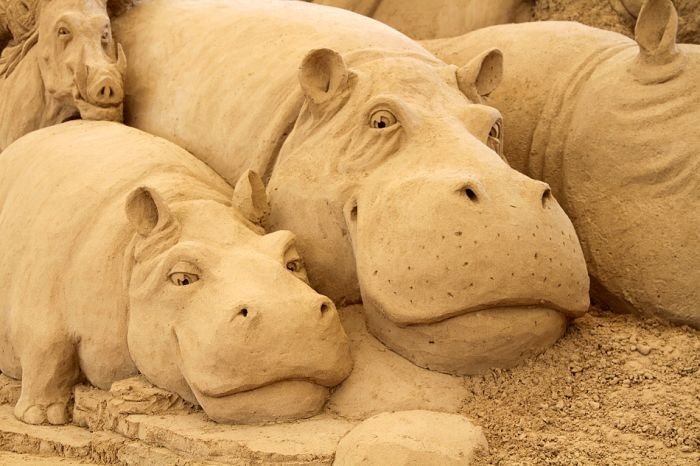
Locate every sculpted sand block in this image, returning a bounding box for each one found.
[426,0,700,328]
[0,0,126,151]
[0,121,352,426]
[113,0,589,375]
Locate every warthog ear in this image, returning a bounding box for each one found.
[233,170,270,225]
[299,48,349,105]
[630,0,684,83]
[125,186,174,236]
[457,48,503,104]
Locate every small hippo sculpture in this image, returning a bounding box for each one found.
[426,0,700,327]
[0,121,353,426]
[0,0,127,151]
[113,0,590,375]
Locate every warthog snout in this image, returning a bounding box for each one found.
[87,72,124,106]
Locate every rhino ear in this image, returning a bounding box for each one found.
[634,0,679,64]
[125,186,175,236]
[457,48,503,104]
[630,0,684,82]
[299,48,349,105]
[233,170,270,225]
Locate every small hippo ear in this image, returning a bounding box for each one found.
[457,48,503,104]
[299,48,349,105]
[232,170,270,225]
[125,186,173,236]
[630,0,684,82]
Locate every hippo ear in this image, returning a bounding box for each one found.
[457,48,503,104]
[630,0,684,82]
[125,186,174,236]
[299,48,349,105]
[232,170,270,225]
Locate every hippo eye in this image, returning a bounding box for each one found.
[286,260,303,273]
[487,119,503,155]
[369,110,397,129]
[57,26,71,38]
[169,272,199,286]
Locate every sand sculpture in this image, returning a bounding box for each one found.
[305,0,533,40]
[112,0,590,376]
[0,121,353,426]
[0,0,126,151]
[426,0,700,328]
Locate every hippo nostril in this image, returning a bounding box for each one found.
[239,308,248,317]
[541,188,552,208]
[320,303,329,314]
[464,187,478,202]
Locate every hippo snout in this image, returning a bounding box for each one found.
[351,167,590,375]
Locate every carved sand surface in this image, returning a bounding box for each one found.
[0,0,697,464]
[0,306,698,465]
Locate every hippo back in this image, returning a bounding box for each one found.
[113,0,431,185]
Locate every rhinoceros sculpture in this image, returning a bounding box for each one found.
[305,0,533,40]
[113,0,590,375]
[0,121,353,426]
[0,0,127,151]
[426,0,700,327]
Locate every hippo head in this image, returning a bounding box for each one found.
[36,0,126,122]
[556,0,699,327]
[267,48,590,375]
[124,171,353,424]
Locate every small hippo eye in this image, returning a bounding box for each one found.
[286,260,303,273]
[369,110,397,129]
[57,26,71,37]
[489,121,501,139]
[487,119,503,155]
[169,272,199,286]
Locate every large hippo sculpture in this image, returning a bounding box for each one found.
[113,0,590,375]
[426,0,700,327]
[305,0,534,40]
[0,0,126,151]
[0,121,353,425]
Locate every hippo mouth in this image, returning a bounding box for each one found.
[362,299,587,376]
[188,379,330,424]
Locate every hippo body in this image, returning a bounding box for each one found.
[426,0,700,326]
[0,121,352,425]
[113,0,590,375]
[305,0,533,40]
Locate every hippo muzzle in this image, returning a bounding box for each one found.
[348,152,590,375]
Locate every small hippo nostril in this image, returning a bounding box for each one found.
[464,188,478,202]
[239,308,248,317]
[320,303,330,314]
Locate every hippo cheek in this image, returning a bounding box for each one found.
[352,172,589,373]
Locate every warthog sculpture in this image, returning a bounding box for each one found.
[113,0,590,375]
[0,0,126,151]
[0,121,353,425]
[427,0,699,327]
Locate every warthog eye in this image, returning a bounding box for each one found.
[369,110,397,129]
[286,260,303,273]
[170,272,199,286]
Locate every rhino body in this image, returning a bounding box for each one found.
[0,121,352,425]
[427,0,700,327]
[113,0,590,375]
